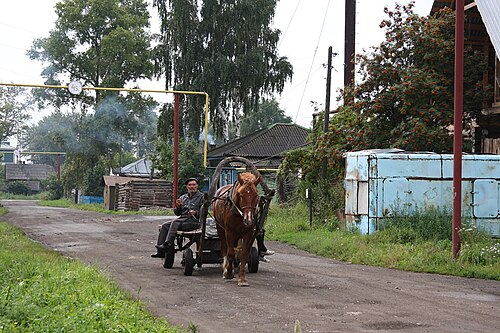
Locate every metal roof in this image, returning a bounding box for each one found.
[115,158,159,177]
[476,0,500,58]
[207,123,309,167]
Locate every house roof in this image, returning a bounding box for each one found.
[207,123,309,167]
[5,164,55,181]
[114,158,158,177]
[0,143,16,152]
[476,0,500,57]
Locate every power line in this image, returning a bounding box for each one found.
[294,0,331,123]
[277,0,302,49]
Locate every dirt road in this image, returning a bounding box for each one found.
[3,200,499,333]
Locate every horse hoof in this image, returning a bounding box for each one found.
[238,281,249,287]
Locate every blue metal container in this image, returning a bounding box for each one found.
[345,149,500,236]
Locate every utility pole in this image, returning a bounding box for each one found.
[344,0,356,102]
[322,46,333,179]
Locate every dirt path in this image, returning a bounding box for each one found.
[3,200,499,333]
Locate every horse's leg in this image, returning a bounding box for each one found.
[223,231,237,279]
[216,224,230,279]
[237,233,252,287]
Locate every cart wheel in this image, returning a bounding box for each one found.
[163,246,175,269]
[183,248,195,276]
[248,246,259,273]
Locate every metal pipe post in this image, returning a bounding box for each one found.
[452,0,464,259]
[173,94,180,206]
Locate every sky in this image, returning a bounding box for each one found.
[0,0,435,130]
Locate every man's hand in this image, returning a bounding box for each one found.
[175,198,182,208]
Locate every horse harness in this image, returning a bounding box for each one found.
[211,181,260,229]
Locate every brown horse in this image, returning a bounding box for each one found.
[212,172,261,286]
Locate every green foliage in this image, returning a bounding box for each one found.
[0,86,32,142]
[28,0,154,106]
[153,0,293,140]
[5,181,31,196]
[0,222,185,332]
[25,0,159,198]
[152,139,207,194]
[282,4,491,183]
[40,174,64,200]
[239,98,292,136]
[295,179,344,228]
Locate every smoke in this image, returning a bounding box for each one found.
[199,128,215,145]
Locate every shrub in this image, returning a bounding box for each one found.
[6,181,31,195]
[41,175,64,200]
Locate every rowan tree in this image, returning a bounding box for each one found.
[282,3,490,183]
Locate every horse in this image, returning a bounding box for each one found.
[212,172,261,286]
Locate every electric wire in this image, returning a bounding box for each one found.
[294,0,331,123]
[277,0,302,49]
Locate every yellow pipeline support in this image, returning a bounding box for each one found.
[19,151,66,155]
[0,82,210,167]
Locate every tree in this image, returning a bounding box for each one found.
[0,86,32,142]
[153,0,293,141]
[28,0,154,106]
[239,98,292,137]
[283,4,490,182]
[27,0,158,195]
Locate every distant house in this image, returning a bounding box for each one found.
[0,142,16,164]
[207,123,309,202]
[5,164,55,192]
[431,0,500,152]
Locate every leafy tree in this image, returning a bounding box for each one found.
[41,174,64,200]
[283,4,490,182]
[26,0,158,196]
[153,0,293,141]
[0,86,32,142]
[152,139,206,193]
[239,98,292,137]
[28,0,154,106]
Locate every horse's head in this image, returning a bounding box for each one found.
[234,172,261,226]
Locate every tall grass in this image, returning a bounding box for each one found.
[0,216,187,332]
[266,205,500,280]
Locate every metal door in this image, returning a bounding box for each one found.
[472,179,499,218]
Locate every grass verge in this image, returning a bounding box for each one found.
[266,203,500,280]
[38,198,174,216]
[0,208,189,332]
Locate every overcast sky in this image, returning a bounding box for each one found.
[0,0,435,129]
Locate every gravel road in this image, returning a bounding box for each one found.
[3,200,499,333]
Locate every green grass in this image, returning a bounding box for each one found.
[38,198,175,216]
[0,209,190,332]
[266,203,500,280]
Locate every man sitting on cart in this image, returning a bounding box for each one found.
[151,177,204,258]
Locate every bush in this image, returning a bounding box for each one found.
[296,179,344,228]
[6,181,31,195]
[41,175,64,200]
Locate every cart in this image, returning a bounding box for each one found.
[163,156,275,276]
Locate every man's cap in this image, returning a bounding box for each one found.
[185,178,198,185]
